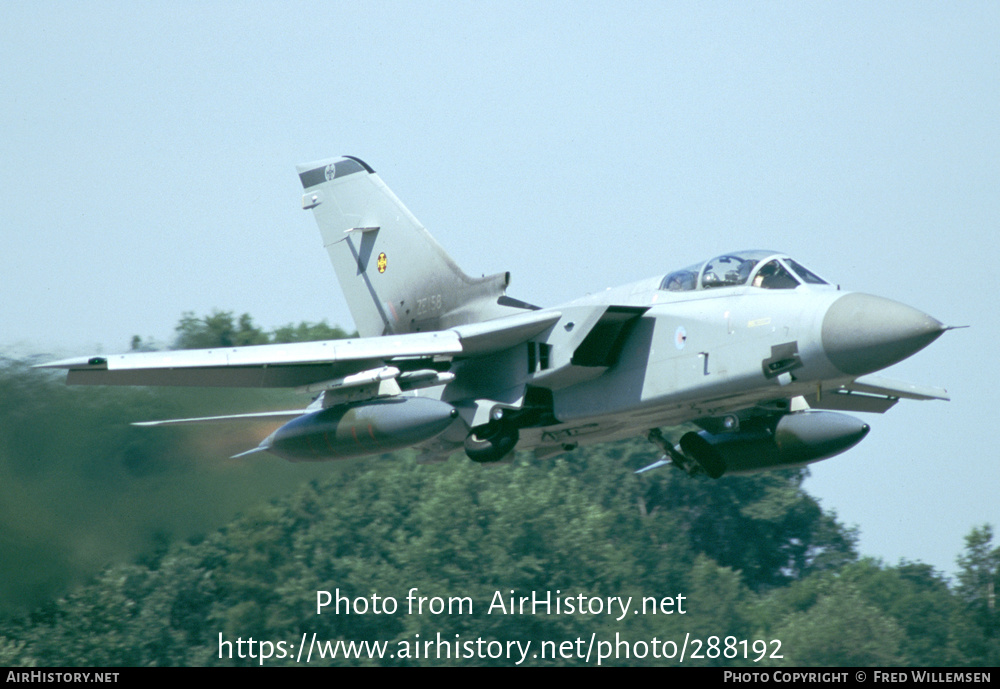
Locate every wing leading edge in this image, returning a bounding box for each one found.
[38,309,561,389]
[805,374,949,414]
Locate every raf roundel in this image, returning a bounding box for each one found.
[674,325,687,350]
[377,252,387,273]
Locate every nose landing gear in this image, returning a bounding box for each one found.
[464,408,520,463]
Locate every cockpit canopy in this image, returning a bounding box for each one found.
[659,250,828,292]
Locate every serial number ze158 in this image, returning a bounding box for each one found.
[689,637,782,662]
[415,294,442,316]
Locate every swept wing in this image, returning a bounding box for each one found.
[38,309,560,389]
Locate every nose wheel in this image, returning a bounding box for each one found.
[465,409,519,463]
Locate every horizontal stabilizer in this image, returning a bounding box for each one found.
[133,410,309,426]
[230,446,272,459]
[635,457,672,474]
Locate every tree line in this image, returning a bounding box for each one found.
[130,309,355,351]
[0,311,995,666]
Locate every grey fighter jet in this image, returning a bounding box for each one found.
[41,156,951,477]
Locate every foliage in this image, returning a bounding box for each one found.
[770,577,906,666]
[0,357,331,613]
[754,559,965,666]
[270,321,353,344]
[174,311,269,349]
[619,436,857,590]
[953,525,1000,665]
[2,434,995,665]
[171,310,355,350]
[1,310,352,612]
[1,311,995,666]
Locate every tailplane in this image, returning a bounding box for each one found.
[297,156,533,337]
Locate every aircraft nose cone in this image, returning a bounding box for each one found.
[822,293,945,375]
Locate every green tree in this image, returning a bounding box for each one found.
[2,444,989,667]
[954,524,1000,665]
[771,578,905,666]
[170,310,355,349]
[270,320,353,343]
[637,460,857,590]
[837,560,961,665]
[173,310,269,349]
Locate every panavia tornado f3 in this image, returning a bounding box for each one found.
[41,156,952,477]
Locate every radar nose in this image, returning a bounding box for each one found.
[821,293,945,375]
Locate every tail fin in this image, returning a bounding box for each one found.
[297,156,533,337]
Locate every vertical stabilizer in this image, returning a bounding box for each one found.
[297,156,529,337]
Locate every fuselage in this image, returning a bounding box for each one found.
[446,251,944,460]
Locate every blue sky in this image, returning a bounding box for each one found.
[2,2,997,577]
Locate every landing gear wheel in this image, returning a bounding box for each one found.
[464,425,519,463]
